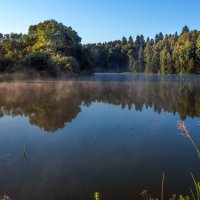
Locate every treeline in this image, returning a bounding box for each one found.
[0,20,93,76]
[1,21,200,75]
[87,26,200,74]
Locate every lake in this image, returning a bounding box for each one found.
[0,74,200,200]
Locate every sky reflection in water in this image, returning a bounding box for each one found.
[0,74,200,200]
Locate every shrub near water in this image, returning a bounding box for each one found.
[22,52,80,76]
[23,52,52,70]
[52,54,79,73]
[0,57,14,72]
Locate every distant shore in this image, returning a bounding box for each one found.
[0,72,200,83]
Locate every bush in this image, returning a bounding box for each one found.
[22,52,58,76]
[0,57,15,72]
[52,54,79,73]
[23,52,51,70]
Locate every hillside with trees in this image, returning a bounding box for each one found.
[0,21,200,76]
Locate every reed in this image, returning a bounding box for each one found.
[177,120,200,200]
[161,173,165,200]
[177,120,200,158]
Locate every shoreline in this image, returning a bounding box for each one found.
[0,72,200,83]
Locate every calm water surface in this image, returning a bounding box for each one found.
[0,74,200,200]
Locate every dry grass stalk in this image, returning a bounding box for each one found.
[177,120,200,158]
[161,173,165,200]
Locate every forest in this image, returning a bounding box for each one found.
[88,25,200,74]
[0,20,93,76]
[0,20,200,76]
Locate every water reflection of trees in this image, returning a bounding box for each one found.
[0,80,199,132]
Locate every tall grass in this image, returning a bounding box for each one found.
[177,120,200,200]
[140,173,165,200]
[177,121,200,158]
[140,120,200,200]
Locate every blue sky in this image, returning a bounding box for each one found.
[0,0,200,43]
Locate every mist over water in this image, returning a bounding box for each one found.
[0,74,200,200]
